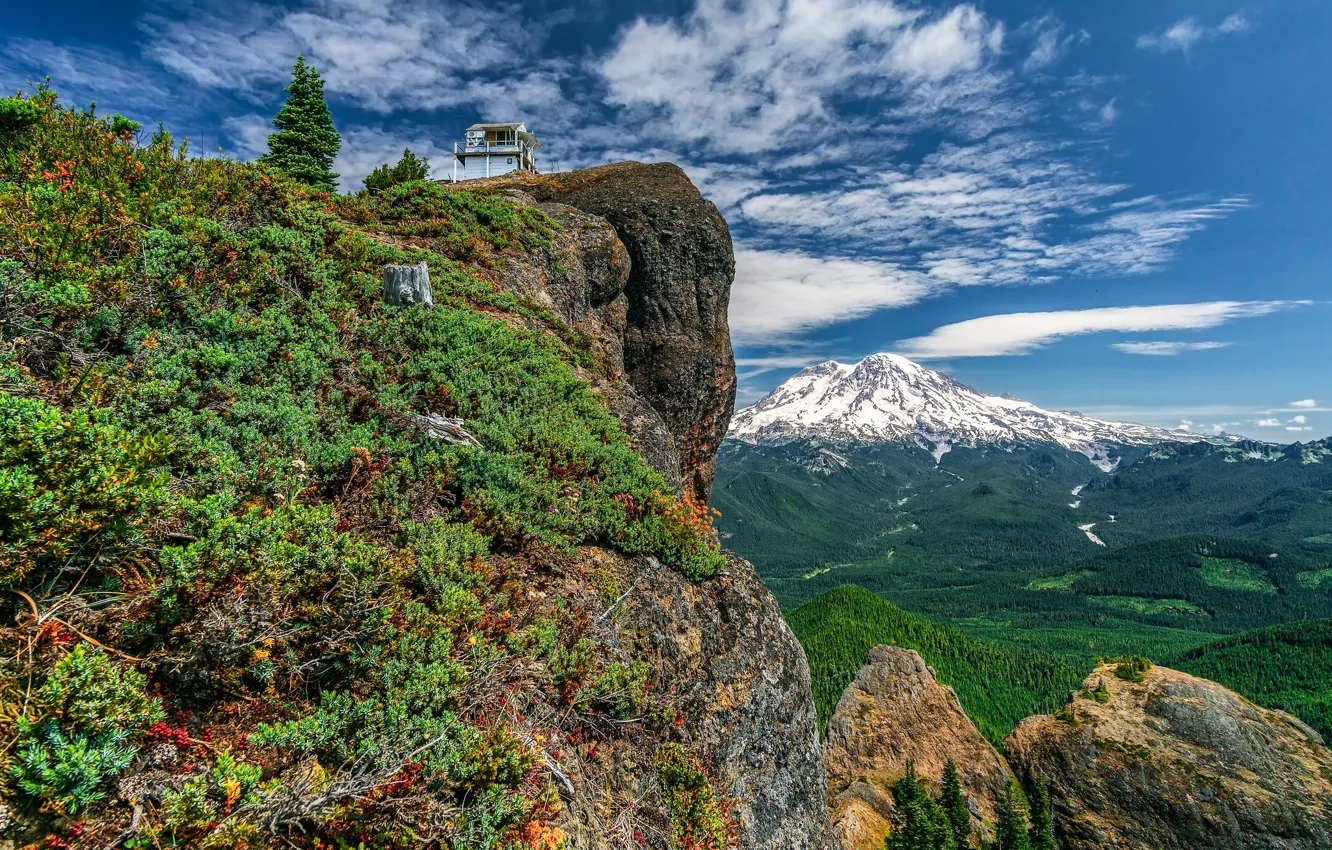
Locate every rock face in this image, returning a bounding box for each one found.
[444,165,824,849]
[625,552,828,849]
[1005,663,1332,850]
[510,162,738,505]
[824,646,1011,849]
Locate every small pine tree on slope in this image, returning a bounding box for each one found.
[995,777,1031,850]
[1026,777,1057,850]
[887,762,956,850]
[363,148,431,194]
[940,758,972,849]
[260,56,340,191]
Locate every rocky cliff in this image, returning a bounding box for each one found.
[477,164,828,849]
[496,162,738,506]
[824,646,1011,850]
[1006,662,1332,850]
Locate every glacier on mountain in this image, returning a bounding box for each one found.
[728,353,1212,466]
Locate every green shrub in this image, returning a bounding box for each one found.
[1112,656,1152,683]
[10,721,136,814]
[36,643,163,735]
[8,645,162,814]
[0,394,170,586]
[161,750,267,835]
[656,744,732,850]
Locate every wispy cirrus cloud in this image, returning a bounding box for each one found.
[140,0,569,117]
[1137,12,1251,53]
[1020,17,1089,73]
[1112,341,1231,356]
[895,301,1309,359]
[730,247,937,343]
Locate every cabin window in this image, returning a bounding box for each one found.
[486,129,517,145]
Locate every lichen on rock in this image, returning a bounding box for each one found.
[1005,662,1332,850]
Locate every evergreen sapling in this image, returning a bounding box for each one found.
[259,56,341,191]
[941,758,972,849]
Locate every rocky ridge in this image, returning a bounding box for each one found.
[824,646,1011,850]
[495,163,738,505]
[1005,662,1332,850]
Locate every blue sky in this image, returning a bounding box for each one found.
[4,0,1328,439]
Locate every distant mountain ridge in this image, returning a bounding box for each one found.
[729,353,1221,469]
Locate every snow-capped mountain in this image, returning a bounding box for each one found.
[728,353,1213,468]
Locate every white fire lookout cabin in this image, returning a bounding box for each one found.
[452,123,540,181]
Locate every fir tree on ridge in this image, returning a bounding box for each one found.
[886,762,956,850]
[260,56,341,191]
[363,148,431,194]
[995,777,1031,850]
[940,758,972,849]
[1026,777,1057,850]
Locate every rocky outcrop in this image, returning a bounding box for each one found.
[629,552,827,849]
[498,163,738,505]
[824,646,1011,849]
[446,165,824,849]
[1005,662,1332,850]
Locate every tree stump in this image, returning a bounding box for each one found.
[383,262,434,309]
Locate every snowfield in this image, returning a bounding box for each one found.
[729,353,1211,462]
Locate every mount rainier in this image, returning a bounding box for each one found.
[728,353,1212,468]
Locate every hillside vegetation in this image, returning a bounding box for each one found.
[1173,619,1332,740]
[0,89,726,847]
[787,585,1085,744]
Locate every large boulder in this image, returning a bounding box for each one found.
[512,162,737,506]
[824,646,1011,849]
[1005,662,1332,850]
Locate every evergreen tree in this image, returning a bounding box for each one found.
[940,759,972,849]
[363,148,431,194]
[886,763,956,850]
[995,777,1031,850]
[1026,778,1056,850]
[260,56,340,191]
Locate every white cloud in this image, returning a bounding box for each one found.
[895,301,1308,359]
[1098,99,1118,124]
[0,37,171,121]
[1137,12,1251,53]
[1112,341,1230,356]
[741,134,1249,289]
[141,0,568,117]
[599,0,1002,155]
[1256,419,1282,427]
[1290,415,1309,425]
[1287,426,1313,432]
[1020,17,1088,73]
[1290,399,1317,408]
[730,247,938,342]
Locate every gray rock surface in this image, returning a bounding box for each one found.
[517,163,737,506]
[1005,662,1332,850]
